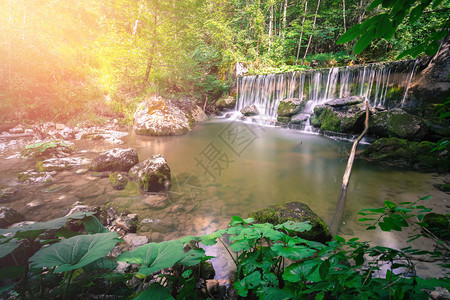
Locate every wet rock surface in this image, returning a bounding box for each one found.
[129,154,171,192]
[0,207,25,228]
[249,202,332,243]
[89,148,139,172]
[133,96,207,136]
[240,104,260,116]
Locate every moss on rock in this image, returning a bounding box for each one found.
[361,137,449,172]
[277,116,291,124]
[249,202,332,243]
[110,172,128,190]
[422,213,450,240]
[313,106,340,132]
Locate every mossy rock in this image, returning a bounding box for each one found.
[313,106,340,132]
[110,172,129,190]
[387,109,428,141]
[361,137,449,172]
[216,96,236,110]
[369,111,390,138]
[340,110,366,133]
[439,183,450,193]
[249,202,332,243]
[277,98,304,117]
[277,116,291,124]
[422,213,450,240]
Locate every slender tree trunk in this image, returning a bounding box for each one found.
[301,0,320,64]
[329,101,369,236]
[296,0,308,63]
[269,4,273,51]
[358,0,366,24]
[342,0,346,31]
[132,1,143,35]
[142,11,158,90]
[282,0,287,40]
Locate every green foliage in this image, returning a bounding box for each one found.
[21,140,75,160]
[29,232,120,273]
[1,198,449,299]
[337,0,449,58]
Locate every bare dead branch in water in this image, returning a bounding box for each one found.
[329,100,370,236]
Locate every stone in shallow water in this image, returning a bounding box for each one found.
[89,148,139,172]
[0,207,24,228]
[109,172,129,190]
[142,192,170,209]
[129,154,171,192]
[123,233,148,250]
[240,104,260,116]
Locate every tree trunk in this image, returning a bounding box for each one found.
[142,10,158,90]
[301,0,320,64]
[282,0,287,40]
[329,101,370,236]
[342,0,346,31]
[296,0,308,63]
[269,4,273,51]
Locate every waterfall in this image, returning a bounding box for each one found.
[236,61,416,118]
[401,59,418,107]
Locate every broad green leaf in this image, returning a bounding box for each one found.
[230,238,253,252]
[274,221,312,233]
[83,257,118,271]
[368,0,383,10]
[178,248,214,266]
[319,260,330,280]
[353,29,375,54]
[0,212,96,240]
[82,216,109,234]
[425,41,440,56]
[334,235,345,243]
[235,271,262,297]
[271,243,316,260]
[29,232,120,273]
[230,216,245,226]
[409,5,423,24]
[259,286,296,300]
[182,269,193,278]
[283,260,322,283]
[337,24,362,45]
[136,283,174,300]
[117,240,185,275]
[0,238,19,259]
[200,230,224,246]
[384,200,396,209]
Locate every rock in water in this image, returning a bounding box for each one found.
[142,192,170,208]
[0,207,25,228]
[240,105,260,116]
[110,172,129,190]
[133,96,206,136]
[277,98,304,117]
[249,202,332,243]
[129,154,171,192]
[89,148,139,172]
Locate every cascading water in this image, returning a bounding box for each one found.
[235,61,416,123]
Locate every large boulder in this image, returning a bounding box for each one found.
[311,105,341,132]
[240,105,260,116]
[277,98,304,117]
[36,157,90,172]
[290,113,310,125]
[249,202,332,243]
[0,207,24,228]
[369,110,390,138]
[133,96,206,136]
[361,137,450,172]
[89,148,139,172]
[129,154,171,192]
[386,108,428,141]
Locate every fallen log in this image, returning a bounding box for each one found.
[329,101,370,236]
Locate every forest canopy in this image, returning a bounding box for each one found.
[0,0,448,123]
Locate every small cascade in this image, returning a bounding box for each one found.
[401,59,418,107]
[236,61,417,121]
